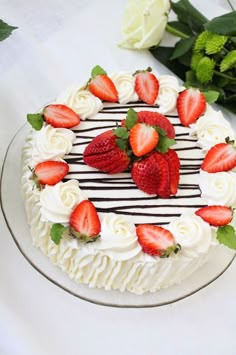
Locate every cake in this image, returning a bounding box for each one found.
[21,66,236,295]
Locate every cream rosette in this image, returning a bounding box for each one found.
[32,125,75,163]
[110,72,138,104]
[56,86,103,120]
[96,213,142,260]
[168,213,214,258]
[119,0,170,49]
[40,180,87,224]
[156,75,182,114]
[199,170,236,208]
[190,105,234,151]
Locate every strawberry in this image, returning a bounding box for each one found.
[161,149,180,195]
[134,68,159,105]
[195,205,233,226]
[69,200,101,242]
[43,104,80,128]
[129,123,159,157]
[201,141,236,173]
[83,130,130,174]
[136,224,180,257]
[88,65,118,102]
[177,88,206,126]
[131,152,170,197]
[33,160,69,187]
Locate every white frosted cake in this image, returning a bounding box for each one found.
[21,66,236,295]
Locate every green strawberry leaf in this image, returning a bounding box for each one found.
[157,136,176,154]
[91,65,107,78]
[115,138,127,151]
[154,126,167,136]
[217,225,236,250]
[202,90,219,103]
[0,19,17,42]
[114,127,129,139]
[125,108,138,129]
[50,223,69,245]
[27,113,44,130]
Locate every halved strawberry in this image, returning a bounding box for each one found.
[136,224,180,257]
[43,104,80,128]
[131,152,170,197]
[195,205,233,226]
[129,123,159,157]
[69,200,101,242]
[161,149,180,195]
[134,69,159,105]
[88,65,118,102]
[33,161,69,187]
[177,88,206,126]
[201,141,236,173]
[83,130,130,174]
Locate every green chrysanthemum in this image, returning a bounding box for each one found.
[205,33,228,55]
[196,57,215,83]
[191,51,204,71]
[220,50,236,72]
[194,31,211,52]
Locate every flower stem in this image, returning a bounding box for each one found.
[213,70,236,81]
[166,24,189,39]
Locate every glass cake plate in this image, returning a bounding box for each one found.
[1,124,235,308]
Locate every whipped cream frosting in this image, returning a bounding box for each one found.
[190,105,235,151]
[110,72,138,104]
[40,180,87,224]
[32,124,75,163]
[156,75,182,114]
[56,86,103,120]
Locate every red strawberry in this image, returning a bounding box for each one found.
[134,69,159,105]
[136,224,180,257]
[177,88,206,126]
[88,66,118,102]
[33,161,69,186]
[43,104,80,128]
[83,130,130,174]
[201,142,236,173]
[69,200,101,242]
[195,205,233,226]
[131,152,170,197]
[129,123,159,157]
[161,149,180,195]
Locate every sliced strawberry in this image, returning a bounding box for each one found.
[34,161,69,186]
[43,104,80,128]
[69,200,101,242]
[83,130,130,174]
[134,70,159,105]
[136,224,180,257]
[201,142,236,173]
[177,88,206,126]
[129,123,159,157]
[161,149,180,195]
[195,205,233,226]
[131,152,170,197]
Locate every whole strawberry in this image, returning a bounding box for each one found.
[83,130,130,174]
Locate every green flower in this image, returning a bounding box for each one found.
[205,33,228,55]
[194,31,211,52]
[220,50,236,72]
[196,57,215,83]
[191,51,204,71]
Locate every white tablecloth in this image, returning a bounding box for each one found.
[1,1,236,354]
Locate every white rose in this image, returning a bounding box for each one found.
[119,0,170,49]
[40,180,87,224]
[56,86,103,120]
[32,125,75,163]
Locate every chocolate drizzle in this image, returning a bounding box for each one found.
[64,103,205,225]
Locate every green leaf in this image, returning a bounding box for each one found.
[157,136,176,153]
[217,225,236,250]
[91,65,107,78]
[202,90,220,103]
[0,19,17,42]
[115,138,127,150]
[205,11,236,36]
[50,224,68,245]
[154,126,166,136]
[167,21,194,37]
[113,127,129,139]
[27,113,44,130]
[170,37,195,60]
[171,0,208,34]
[125,108,138,129]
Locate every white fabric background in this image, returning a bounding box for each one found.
[0,1,236,354]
